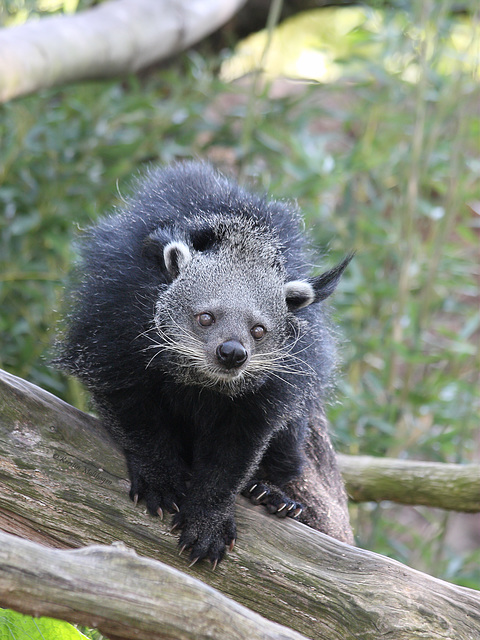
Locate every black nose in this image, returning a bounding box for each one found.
[216,340,248,369]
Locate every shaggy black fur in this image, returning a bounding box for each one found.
[56,162,352,565]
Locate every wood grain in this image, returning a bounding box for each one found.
[1,368,479,640]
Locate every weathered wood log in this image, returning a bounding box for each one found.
[1,367,479,639]
[0,531,308,640]
[338,454,480,512]
[0,0,247,102]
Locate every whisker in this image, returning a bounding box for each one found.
[139,305,320,390]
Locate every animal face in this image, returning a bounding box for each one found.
[154,243,291,393]
[147,226,352,394]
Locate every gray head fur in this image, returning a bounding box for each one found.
[153,216,309,395]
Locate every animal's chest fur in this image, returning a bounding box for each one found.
[158,383,275,463]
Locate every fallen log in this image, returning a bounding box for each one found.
[1,367,479,640]
[0,532,308,640]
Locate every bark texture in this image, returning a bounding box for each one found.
[1,368,480,640]
[0,531,309,640]
[338,454,480,512]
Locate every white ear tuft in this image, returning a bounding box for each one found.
[163,241,192,279]
[284,280,315,311]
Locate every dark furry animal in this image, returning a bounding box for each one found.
[57,162,352,565]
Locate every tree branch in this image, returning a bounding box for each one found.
[0,532,308,640]
[1,367,479,640]
[0,0,247,102]
[338,454,480,512]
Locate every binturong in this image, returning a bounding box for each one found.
[56,161,353,566]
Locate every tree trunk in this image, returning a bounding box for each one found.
[1,367,479,640]
[0,0,248,102]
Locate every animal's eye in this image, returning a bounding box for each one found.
[196,312,215,327]
[251,325,266,340]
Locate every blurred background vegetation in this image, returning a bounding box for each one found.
[1,0,479,605]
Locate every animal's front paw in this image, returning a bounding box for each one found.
[126,455,187,519]
[172,507,237,568]
[243,481,303,518]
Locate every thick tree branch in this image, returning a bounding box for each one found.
[0,0,247,102]
[0,532,308,640]
[338,454,480,512]
[1,367,479,640]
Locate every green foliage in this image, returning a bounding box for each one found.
[0,0,478,607]
[0,1,93,27]
[0,609,98,640]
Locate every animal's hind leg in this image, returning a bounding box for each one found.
[242,423,306,518]
[242,480,304,518]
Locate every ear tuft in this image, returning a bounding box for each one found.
[163,241,192,279]
[284,280,315,311]
[310,252,354,302]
